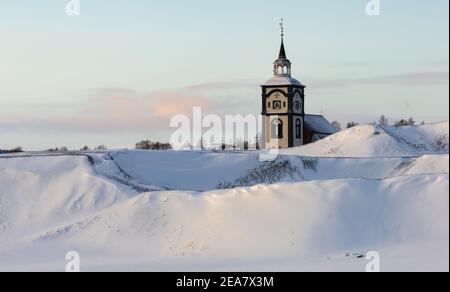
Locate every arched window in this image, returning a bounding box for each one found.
[271,119,283,139]
[296,119,302,139]
[277,66,283,75]
[283,66,288,74]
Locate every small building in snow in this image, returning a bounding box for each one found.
[303,114,337,144]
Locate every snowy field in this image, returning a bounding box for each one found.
[0,122,448,272]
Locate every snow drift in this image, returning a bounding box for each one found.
[0,121,448,271]
[281,121,449,157]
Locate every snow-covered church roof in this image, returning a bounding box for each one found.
[263,76,304,87]
[304,115,337,135]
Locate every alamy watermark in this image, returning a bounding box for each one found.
[65,251,80,272]
[366,0,381,16]
[365,251,381,272]
[64,1,379,17]
[169,106,281,161]
[66,0,80,16]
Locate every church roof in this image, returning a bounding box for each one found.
[263,76,304,87]
[304,115,337,135]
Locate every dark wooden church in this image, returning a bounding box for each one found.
[261,21,336,149]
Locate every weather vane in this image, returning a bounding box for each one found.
[279,18,284,39]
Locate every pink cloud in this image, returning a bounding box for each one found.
[0,84,222,134]
[151,91,215,118]
[2,72,446,135]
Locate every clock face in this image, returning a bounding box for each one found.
[273,100,282,110]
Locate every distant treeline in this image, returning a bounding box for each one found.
[0,147,23,154]
[331,115,424,131]
[46,145,108,152]
[135,140,172,150]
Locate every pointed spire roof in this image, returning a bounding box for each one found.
[279,39,287,59]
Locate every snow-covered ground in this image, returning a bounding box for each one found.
[281,122,449,157]
[0,122,448,272]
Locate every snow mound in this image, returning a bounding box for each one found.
[0,170,447,271]
[84,174,447,260]
[109,151,264,191]
[0,156,131,244]
[96,151,448,190]
[281,121,449,157]
[219,154,449,188]
[0,122,448,271]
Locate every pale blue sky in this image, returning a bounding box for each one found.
[0,0,448,150]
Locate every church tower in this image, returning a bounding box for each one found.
[261,20,305,149]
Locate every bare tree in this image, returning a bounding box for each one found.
[395,118,415,127]
[346,122,359,129]
[95,145,107,151]
[198,137,205,150]
[221,139,226,151]
[331,121,342,131]
[244,140,249,150]
[379,115,389,126]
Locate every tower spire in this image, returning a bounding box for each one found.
[273,18,291,77]
[278,18,287,59]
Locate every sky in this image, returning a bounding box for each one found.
[0,0,449,150]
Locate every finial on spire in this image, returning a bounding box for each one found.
[279,18,284,40]
[278,18,287,59]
